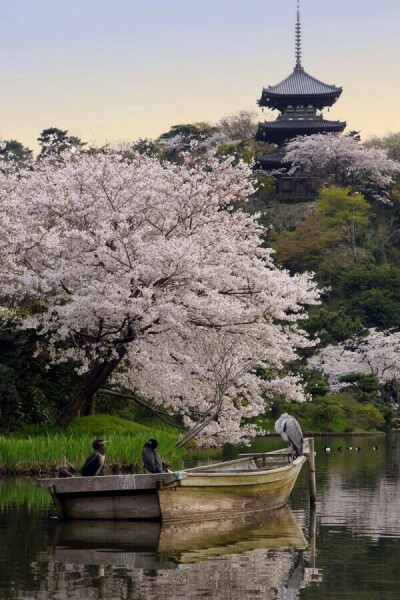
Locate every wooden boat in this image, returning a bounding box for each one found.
[37,440,311,522]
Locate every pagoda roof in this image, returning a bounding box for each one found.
[257,152,285,164]
[266,66,341,96]
[259,2,343,110]
[258,118,346,132]
[259,67,343,110]
[255,117,346,145]
[254,152,286,170]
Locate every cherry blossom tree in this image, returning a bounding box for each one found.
[283,133,400,202]
[158,125,230,158]
[113,327,308,447]
[0,149,319,441]
[308,329,400,392]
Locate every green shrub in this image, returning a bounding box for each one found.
[255,392,386,433]
[356,374,379,394]
[302,368,330,397]
[340,264,400,329]
[338,372,364,384]
[355,403,385,430]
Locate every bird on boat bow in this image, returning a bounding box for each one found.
[275,413,303,461]
[142,439,170,473]
[80,439,108,476]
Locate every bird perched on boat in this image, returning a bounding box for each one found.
[274,414,303,460]
[80,439,108,477]
[142,438,169,474]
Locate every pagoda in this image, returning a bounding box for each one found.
[255,0,346,202]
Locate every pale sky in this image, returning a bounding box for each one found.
[1,0,399,152]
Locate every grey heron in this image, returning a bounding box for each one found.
[80,439,108,476]
[274,413,303,460]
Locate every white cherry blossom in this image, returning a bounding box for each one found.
[0,150,319,442]
[308,329,400,392]
[284,133,400,202]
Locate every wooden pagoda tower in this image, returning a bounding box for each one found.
[255,0,346,202]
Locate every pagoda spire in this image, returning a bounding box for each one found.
[295,0,302,69]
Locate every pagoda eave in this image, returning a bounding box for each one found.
[255,119,346,145]
[258,90,342,111]
[254,152,287,171]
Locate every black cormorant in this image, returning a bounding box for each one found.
[142,438,167,473]
[80,439,108,476]
[274,413,303,459]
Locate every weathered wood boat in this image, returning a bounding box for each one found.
[37,439,312,522]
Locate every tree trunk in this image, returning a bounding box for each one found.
[88,393,96,416]
[175,395,223,449]
[55,350,126,429]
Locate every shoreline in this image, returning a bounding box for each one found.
[264,431,390,438]
[0,460,140,477]
[1,431,397,476]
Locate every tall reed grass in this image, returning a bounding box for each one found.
[0,415,183,474]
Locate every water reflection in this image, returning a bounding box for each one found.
[50,504,306,563]
[1,435,400,599]
[309,437,400,539]
[31,506,312,599]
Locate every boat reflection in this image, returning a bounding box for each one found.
[33,505,322,598]
[48,505,307,568]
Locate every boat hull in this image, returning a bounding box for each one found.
[37,454,307,521]
[57,490,160,520]
[158,456,306,522]
[37,473,177,520]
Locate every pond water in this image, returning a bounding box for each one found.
[1,435,399,599]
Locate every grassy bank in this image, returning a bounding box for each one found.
[0,414,184,475]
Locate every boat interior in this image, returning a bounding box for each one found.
[186,451,294,474]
